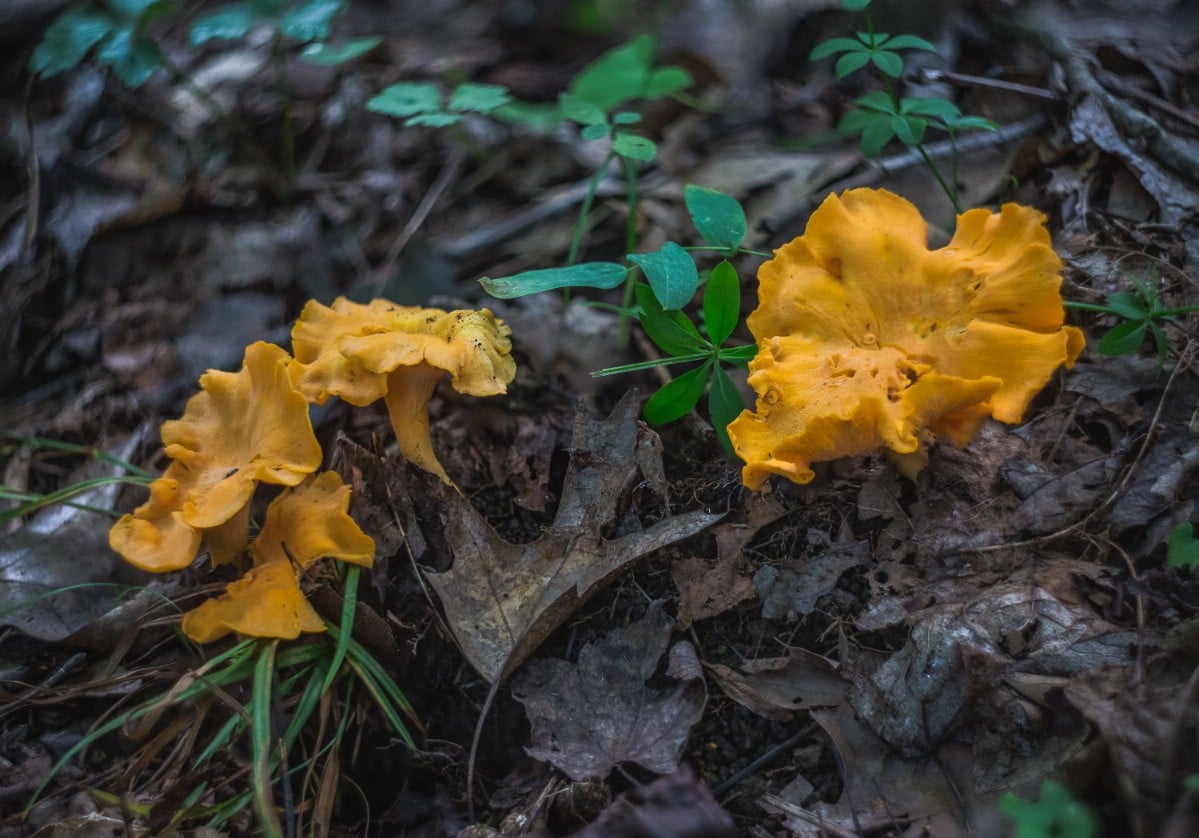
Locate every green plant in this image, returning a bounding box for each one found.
[998,780,1099,838]
[29,0,176,87]
[809,0,997,212]
[189,0,345,47]
[368,82,514,127]
[482,184,766,455]
[28,565,418,835]
[1065,271,1199,365]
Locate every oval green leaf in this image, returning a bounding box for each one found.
[299,36,383,66]
[629,242,698,310]
[448,83,512,114]
[703,261,740,346]
[479,262,628,298]
[367,82,441,118]
[644,362,712,425]
[1097,319,1148,356]
[684,185,746,251]
[612,133,656,161]
[709,364,745,459]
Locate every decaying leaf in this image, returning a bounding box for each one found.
[753,523,871,620]
[425,393,724,682]
[671,492,786,628]
[0,432,168,646]
[511,603,707,781]
[705,647,845,722]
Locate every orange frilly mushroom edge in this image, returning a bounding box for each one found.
[727,188,1085,490]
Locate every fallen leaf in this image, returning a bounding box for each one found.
[425,392,723,682]
[672,493,785,628]
[705,647,845,722]
[541,765,735,838]
[0,432,168,646]
[511,603,707,781]
[753,523,870,620]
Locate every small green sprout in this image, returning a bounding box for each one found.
[809,0,997,212]
[1168,522,1199,570]
[368,81,514,126]
[1065,271,1199,365]
[30,0,176,88]
[998,780,1099,838]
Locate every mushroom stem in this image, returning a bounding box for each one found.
[383,363,452,484]
[205,502,251,566]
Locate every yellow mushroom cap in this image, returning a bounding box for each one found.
[180,472,375,643]
[730,189,1085,488]
[108,341,322,573]
[181,560,326,643]
[289,297,517,483]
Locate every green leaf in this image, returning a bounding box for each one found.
[448,82,512,113]
[611,111,642,126]
[1150,322,1170,366]
[570,34,655,111]
[859,116,895,156]
[835,51,871,79]
[279,0,343,42]
[405,112,460,127]
[708,364,744,458]
[1103,290,1149,319]
[944,114,997,131]
[718,343,757,365]
[104,0,168,18]
[99,29,163,87]
[612,133,656,161]
[842,0,871,10]
[684,184,746,251]
[870,50,904,77]
[891,114,927,146]
[703,261,740,345]
[809,37,862,60]
[580,122,613,140]
[559,92,609,126]
[189,4,254,45]
[367,82,442,118]
[855,89,897,113]
[30,8,114,77]
[298,36,382,65]
[491,101,562,131]
[902,97,961,119]
[635,283,708,355]
[629,242,698,310]
[883,33,937,52]
[479,262,628,298]
[645,65,692,99]
[1097,319,1148,356]
[644,362,712,425]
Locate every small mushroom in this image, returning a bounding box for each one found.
[729,189,1084,489]
[289,297,516,484]
[109,341,323,571]
[181,472,375,643]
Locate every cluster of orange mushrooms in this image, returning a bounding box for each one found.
[110,189,1083,643]
[109,299,516,642]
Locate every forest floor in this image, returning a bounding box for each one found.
[3,0,1199,835]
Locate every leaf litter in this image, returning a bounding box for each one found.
[4,0,1199,834]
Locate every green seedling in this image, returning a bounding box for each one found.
[809,0,997,212]
[368,82,514,127]
[28,565,417,835]
[30,0,176,88]
[1065,271,1199,365]
[483,184,764,454]
[998,780,1099,838]
[189,0,345,47]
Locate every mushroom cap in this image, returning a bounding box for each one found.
[163,341,323,530]
[250,471,375,569]
[181,560,326,643]
[108,467,202,572]
[180,472,374,643]
[289,297,516,405]
[731,189,1084,488]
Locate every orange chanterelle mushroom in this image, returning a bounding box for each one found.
[181,472,374,643]
[288,297,517,484]
[728,188,1085,489]
[109,341,323,571]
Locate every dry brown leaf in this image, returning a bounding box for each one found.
[705,647,846,723]
[672,493,786,628]
[511,603,707,781]
[425,393,723,682]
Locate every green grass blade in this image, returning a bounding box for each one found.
[251,640,283,838]
[321,565,359,696]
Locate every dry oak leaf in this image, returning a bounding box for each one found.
[425,392,724,682]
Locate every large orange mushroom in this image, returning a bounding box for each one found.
[109,341,323,571]
[288,297,516,484]
[728,189,1084,489]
